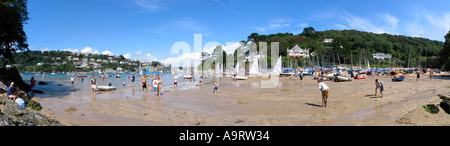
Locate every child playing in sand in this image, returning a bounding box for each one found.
[213,80,219,93]
[317,79,330,108]
[379,81,384,98]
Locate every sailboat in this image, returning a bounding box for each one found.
[249,57,260,76]
[235,62,248,80]
[272,56,282,74]
[139,64,143,76]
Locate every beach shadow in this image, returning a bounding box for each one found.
[305,103,322,107]
[365,94,381,98]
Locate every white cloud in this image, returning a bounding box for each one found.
[296,23,308,28]
[135,51,142,55]
[41,48,49,52]
[102,50,114,56]
[92,50,99,55]
[81,47,94,54]
[124,53,131,59]
[161,52,201,67]
[385,14,399,29]
[63,48,79,53]
[136,53,158,62]
[135,0,164,13]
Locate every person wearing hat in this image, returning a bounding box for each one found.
[6,82,17,101]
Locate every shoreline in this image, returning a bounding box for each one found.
[37,74,450,126]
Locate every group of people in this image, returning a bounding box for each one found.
[142,74,163,96]
[5,82,26,109]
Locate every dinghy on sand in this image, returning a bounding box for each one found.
[97,86,117,91]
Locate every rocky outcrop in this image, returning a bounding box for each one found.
[438,94,450,114]
[0,97,62,126]
[0,67,31,93]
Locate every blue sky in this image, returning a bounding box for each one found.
[24,0,450,65]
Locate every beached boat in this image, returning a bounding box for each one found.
[392,75,406,82]
[334,76,352,82]
[355,74,366,79]
[97,86,117,91]
[183,75,193,79]
[235,76,248,80]
[77,75,88,78]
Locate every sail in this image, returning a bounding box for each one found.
[249,57,259,75]
[272,56,282,74]
[146,67,151,75]
[139,64,143,75]
[215,62,220,75]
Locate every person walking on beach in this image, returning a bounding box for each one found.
[375,79,380,96]
[173,75,178,91]
[317,79,330,108]
[70,76,74,84]
[142,75,148,94]
[90,77,97,94]
[298,72,303,86]
[213,80,219,93]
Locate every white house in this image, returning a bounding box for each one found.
[287,45,310,58]
[323,38,333,43]
[373,53,392,60]
[37,63,44,66]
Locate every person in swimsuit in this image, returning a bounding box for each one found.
[173,75,178,91]
[90,77,97,94]
[152,77,158,96]
[157,76,162,96]
[213,80,219,93]
[132,75,136,86]
[142,75,147,94]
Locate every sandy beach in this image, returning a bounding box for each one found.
[37,74,450,126]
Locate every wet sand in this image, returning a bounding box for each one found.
[39,74,450,126]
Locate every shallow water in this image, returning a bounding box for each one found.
[20,72,203,99]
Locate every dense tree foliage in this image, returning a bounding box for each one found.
[440,30,450,70]
[4,51,146,73]
[242,29,444,69]
[0,0,29,63]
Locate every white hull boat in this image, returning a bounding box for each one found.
[97,86,117,91]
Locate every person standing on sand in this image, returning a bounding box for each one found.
[70,76,74,84]
[90,77,97,94]
[157,76,162,96]
[416,70,421,83]
[173,74,178,91]
[375,79,380,96]
[379,81,384,98]
[152,76,158,96]
[142,75,148,94]
[317,79,330,108]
